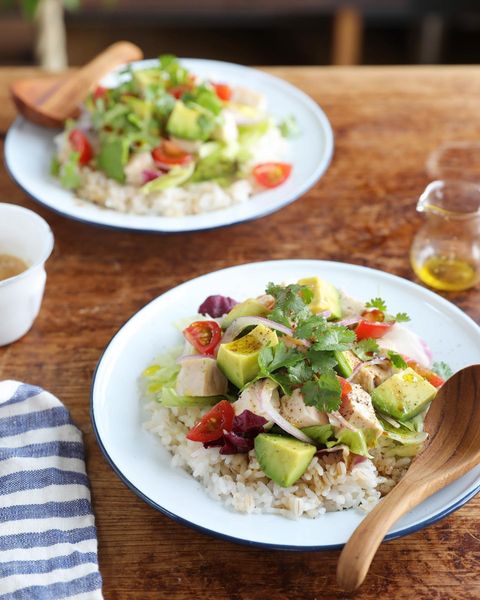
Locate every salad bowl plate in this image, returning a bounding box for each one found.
[5,59,333,234]
[90,260,480,549]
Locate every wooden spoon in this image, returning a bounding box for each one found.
[10,41,143,128]
[337,363,480,591]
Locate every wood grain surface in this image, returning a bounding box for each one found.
[0,66,479,600]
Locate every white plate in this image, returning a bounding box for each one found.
[91,260,480,549]
[5,59,333,233]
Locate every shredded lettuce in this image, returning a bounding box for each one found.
[279,115,300,138]
[59,151,81,189]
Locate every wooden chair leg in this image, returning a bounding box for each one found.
[332,6,364,65]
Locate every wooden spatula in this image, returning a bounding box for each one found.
[10,41,143,128]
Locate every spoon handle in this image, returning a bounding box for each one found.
[40,41,143,119]
[336,476,430,591]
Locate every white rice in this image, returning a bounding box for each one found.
[143,401,411,519]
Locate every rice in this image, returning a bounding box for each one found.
[143,400,411,519]
[74,169,253,217]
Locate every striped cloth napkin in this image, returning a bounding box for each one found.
[0,381,103,599]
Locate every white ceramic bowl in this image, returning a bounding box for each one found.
[0,204,54,346]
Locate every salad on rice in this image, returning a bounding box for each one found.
[52,55,295,217]
[142,276,451,519]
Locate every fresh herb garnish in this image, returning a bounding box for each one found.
[266,282,313,326]
[301,371,342,413]
[365,297,387,311]
[387,350,408,369]
[431,361,453,379]
[364,297,410,324]
[352,338,379,361]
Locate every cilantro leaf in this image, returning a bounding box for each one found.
[387,350,408,369]
[365,297,387,311]
[306,348,338,373]
[312,325,356,352]
[352,338,379,361]
[294,314,328,340]
[431,361,453,379]
[287,362,313,385]
[394,312,411,323]
[301,371,342,412]
[258,342,303,373]
[266,282,312,326]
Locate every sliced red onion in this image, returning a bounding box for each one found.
[338,316,361,327]
[328,411,357,432]
[420,338,433,364]
[347,357,388,382]
[222,316,293,344]
[142,169,162,183]
[259,380,313,444]
[318,310,331,319]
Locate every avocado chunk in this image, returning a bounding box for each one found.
[216,324,278,388]
[334,350,359,378]
[297,276,342,319]
[371,367,437,421]
[133,68,165,90]
[166,101,215,141]
[97,137,130,183]
[222,298,269,329]
[141,162,195,194]
[255,433,316,487]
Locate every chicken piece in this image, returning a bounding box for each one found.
[175,357,228,397]
[232,380,280,420]
[214,110,238,144]
[352,362,394,394]
[339,383,383,438]
[124,151,155,186]
[280,389,328,428]
[169,136,202,154]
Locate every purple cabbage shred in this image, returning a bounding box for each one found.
[203,410,268,454]
[197,295,238,318]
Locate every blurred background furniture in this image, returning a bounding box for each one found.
[1,0,480,68]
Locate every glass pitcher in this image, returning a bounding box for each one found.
[410,180,480,291]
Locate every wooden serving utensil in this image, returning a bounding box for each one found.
[10,41,143,128]
[337,363,480,591]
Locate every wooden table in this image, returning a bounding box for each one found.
[0,66,479,599]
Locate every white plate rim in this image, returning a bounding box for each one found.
[90,259,480,549]
[4,58,334,234]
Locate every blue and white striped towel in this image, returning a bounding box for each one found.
[0,381,103,599]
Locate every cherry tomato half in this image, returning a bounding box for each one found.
[186,400,235,443]
[167,84,193,99]
[183,320,222,356]
[68,129,93,165]
[338,376,352,398]
[152,141,192,166]
[252,163,292,189]
[212,83,232,101]
[93,86,107,100]
[355,320,394,340]
[406,359,444,388]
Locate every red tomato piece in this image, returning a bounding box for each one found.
[253,162,292,189]
[151,141,192,166]
[186,400,235,442]
[212,83,232,101]
[338,376,352,398]
[355,319,394,340]
[406,360,444,388]
[68,129,93,165]
[168,84,193,99]
[93,86,107,100]
[183,320,222,356]
[361,308,385,323]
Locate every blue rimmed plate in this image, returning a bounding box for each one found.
[90,260,480,549]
